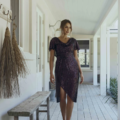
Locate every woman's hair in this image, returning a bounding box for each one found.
[60,19,72,32]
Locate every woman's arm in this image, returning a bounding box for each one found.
[74,50,84,84]
[49,49,55,75]
[74,50,83,75]
[49,49,55,83]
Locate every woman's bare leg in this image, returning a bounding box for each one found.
[60,86,66,120]
[66,95,74,120]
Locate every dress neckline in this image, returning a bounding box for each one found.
[56,37,72,44]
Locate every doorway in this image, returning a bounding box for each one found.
[36,7,44,91]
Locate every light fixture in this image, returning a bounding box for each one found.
[0,4,2,9]
[56,28,61,31]
[49,20,61,31]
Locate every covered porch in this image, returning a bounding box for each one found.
[0,0,119,120]
[39,84,117,120]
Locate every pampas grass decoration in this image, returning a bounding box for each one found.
[0,27,20,98]
[12,22,28,78]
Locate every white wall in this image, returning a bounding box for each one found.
[97,37,117,79]
[0,0,56,119]
[0,0,38,120]
[110,37,117,79]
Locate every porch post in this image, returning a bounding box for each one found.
[106,29,110,89]
[100,23,107,95]
[118,0,120,119]
[93,36,98,85]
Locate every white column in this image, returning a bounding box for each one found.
[118,0,120,119]
[106,29,110,89]
[93,36,98,85]
[100,23,107,96]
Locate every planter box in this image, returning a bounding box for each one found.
[97,74,107,83]
[49,89,56,101]
[49,81,56,89]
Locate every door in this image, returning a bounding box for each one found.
[36,7,44,91]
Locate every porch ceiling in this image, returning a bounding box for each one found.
[44,0,115,35]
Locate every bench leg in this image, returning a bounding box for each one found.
[30,114,33,120]
[36,108,39,120]
[14,116,18,120]
[47,96,50,120]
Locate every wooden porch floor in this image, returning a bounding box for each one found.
[38,84,118,120]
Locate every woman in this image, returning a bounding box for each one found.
[49,19,84,120]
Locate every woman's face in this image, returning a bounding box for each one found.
[63,23,72,35]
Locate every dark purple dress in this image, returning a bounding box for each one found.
[49,37,80,102]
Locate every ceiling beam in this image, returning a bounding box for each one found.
[94,0,117,36]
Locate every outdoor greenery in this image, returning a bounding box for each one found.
[79,49,89,66]
[106,77,118,103]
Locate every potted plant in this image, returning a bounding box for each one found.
[49,81,56,101]
[105,77,118,103]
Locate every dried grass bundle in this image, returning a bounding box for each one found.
[0,27,20,98]
[12,23,28,78]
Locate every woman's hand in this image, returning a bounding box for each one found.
[80,73,84,84]
[50,73,55,83]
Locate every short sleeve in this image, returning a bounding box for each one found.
[74,39,80,50]
[49,37,57,57]
[49,38,56,51]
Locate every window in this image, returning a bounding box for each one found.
[77,40,89,67]
[10,0,19,45]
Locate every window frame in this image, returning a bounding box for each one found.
[10,0,19,45]
[76,39,90,68]
[80,48,89,67]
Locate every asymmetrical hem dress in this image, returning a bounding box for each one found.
[49,37,80,103]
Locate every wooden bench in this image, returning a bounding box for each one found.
[7,91,51,120]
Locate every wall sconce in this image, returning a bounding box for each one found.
[0,4,2,9]
[49,20,61,31]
